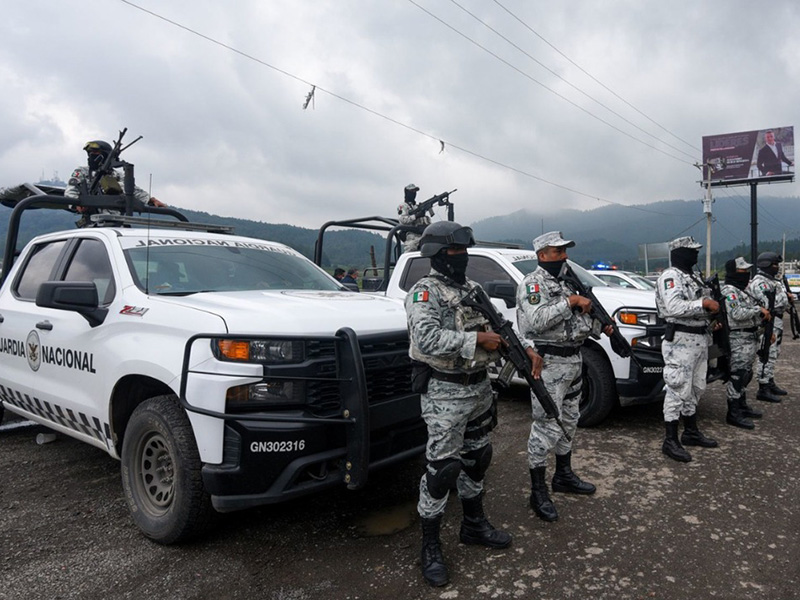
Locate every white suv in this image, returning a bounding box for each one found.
[589,270,656,291]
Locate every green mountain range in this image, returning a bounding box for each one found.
[1,193,798,273]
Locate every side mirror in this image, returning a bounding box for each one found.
[36,281,108,327]
[483,280,517,309]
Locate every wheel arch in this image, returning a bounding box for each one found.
[110,375,176,455]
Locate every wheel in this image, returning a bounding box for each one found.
[121,395,214,544]
[578,346,618,427]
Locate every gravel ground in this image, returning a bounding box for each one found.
[1,338,798,600]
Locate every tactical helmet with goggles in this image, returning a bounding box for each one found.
[756,251,781,269]
[419,221,475,257]
[84,140,112,155]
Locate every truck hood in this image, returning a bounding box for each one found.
[156,290,408,335]
[591,285,655,311]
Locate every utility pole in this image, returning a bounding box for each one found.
[695,160,719,277]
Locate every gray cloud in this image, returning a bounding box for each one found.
[1,0,797,232]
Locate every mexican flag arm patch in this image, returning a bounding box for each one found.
[412,290,429,302]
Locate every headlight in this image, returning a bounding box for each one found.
[213,339,304,364]
[632,334,663,349]
[617,310,658,327]
[226,381,301,410]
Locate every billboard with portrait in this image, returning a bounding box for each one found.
[701,126,794,186]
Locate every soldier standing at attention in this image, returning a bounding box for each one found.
[397,183,430,252]
[406,221,524,587]
[516,231,609,523]
[749,251,792,403]
[655,236,720,462]
[721,257,770,429]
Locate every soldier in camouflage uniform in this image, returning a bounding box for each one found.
[722,257,770,429]
[406,221,518,587]
[516,231,610,522]
[397,183,431,252]
[749,251,791,402]
[65,140,164,227]
[655,236,720,462]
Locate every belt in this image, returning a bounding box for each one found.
[537,344,582,357]
[673,324,708,335]
[774,311,784,318]
[731,326,759,333]
[431,369,487,385]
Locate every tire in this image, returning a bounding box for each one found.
[578,346,618,427]
[121,395,214,544]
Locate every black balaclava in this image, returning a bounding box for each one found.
[670,248,699,273]
[431,251,469,285]
[87,152,106,172]
[404,187,418,204]
[539,258,566,279]
[762,263,779,278]
[724,259,751,290]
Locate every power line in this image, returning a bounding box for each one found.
[491,0,700,154]
[117,0,678,217]
[406,0,696,167]
[445,0,698,162]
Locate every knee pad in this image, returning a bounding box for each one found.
[462,444,493,482]
[426,458,461,500]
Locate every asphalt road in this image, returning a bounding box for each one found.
[1,339,799,600]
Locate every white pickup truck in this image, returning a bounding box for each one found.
[314,217,667,427]
[0,191,426,544]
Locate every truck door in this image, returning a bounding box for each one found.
[32,237,117,449]
[0,239,69,423]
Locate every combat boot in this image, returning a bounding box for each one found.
[551,451,596,495]
[740,391,762,419]
[757,384,782,403]
[680,414,719,448]
[529,467,558,522]
[768,378,788,396]
[726,397,755,430]
[662,420,692,462]
[420,516,448,587]
[459,493,512,549]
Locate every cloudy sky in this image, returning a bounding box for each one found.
[1,0,798,230]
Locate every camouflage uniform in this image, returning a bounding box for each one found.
[748,271,788,384]
[655,266,711,421]
[65,166,152,227]
[516,267,593,467]
[406,272,499,519]
[397,202,431,252]
[722,282,762,403]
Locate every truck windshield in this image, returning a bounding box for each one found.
[124,245,342,294]
[510,259,608,287]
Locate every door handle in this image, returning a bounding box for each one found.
[35,321,53,331]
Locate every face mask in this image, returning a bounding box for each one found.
[670,248,699,273]
[431,252,469,285]
[764,264,779,277]
[724,271,751,289]
[88,152,106,171]
[538,258,566,279]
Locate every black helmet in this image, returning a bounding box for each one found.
[84,140,112,171]
[756,251,781,269]
[83,140,112,155]
[419,221,475,257]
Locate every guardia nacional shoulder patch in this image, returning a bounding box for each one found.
[412,290,429,303]
[664,279,675,290]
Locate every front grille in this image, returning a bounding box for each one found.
[306,332,413,416]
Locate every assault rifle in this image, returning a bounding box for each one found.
[758,288,777,378]
[86,128,143,195]
[705,273,731,381]
[558,262,645,372]
[461,284,571,441]
[409,189,457,220]
[782,276,800,340]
